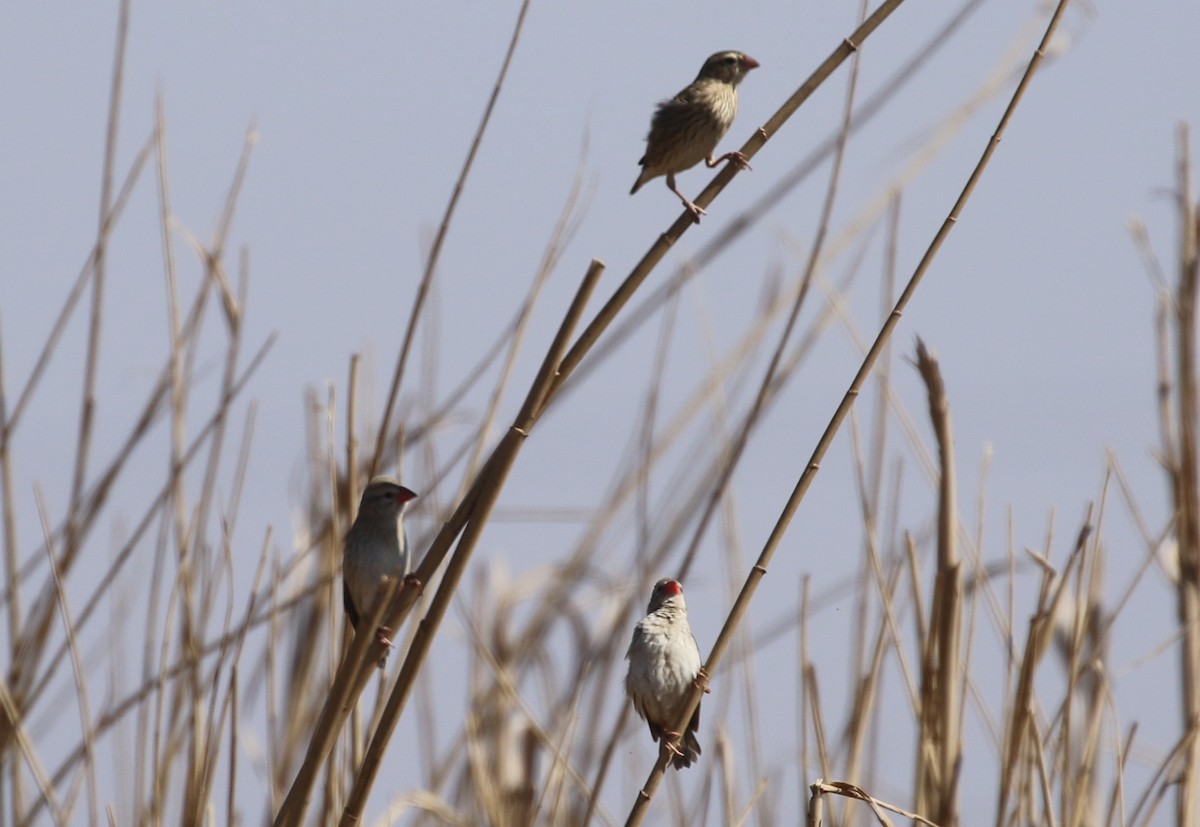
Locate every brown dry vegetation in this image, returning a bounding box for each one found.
[3,0,1199,825]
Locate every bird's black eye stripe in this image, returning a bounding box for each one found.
[724,55,737,64]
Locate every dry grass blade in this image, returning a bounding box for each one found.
[912,339,963,824]
[809,779,942,826]
[0,128,154,454]
[66,0,130,552]
[994,520,1090,827]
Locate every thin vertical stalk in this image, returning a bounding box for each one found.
[371,0,534,478]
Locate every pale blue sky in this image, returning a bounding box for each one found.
[2,0,1198,822]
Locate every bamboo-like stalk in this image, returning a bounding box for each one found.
[370,0,534,479]
[278,30,918,802]
[622,0,1073,821]
[676,0,866,586]
[275,259,606,826]
[9,2,1185,823]
[336,259,605,824]
[552,0,904,400]
[456,169,589,501]
[1168,123,1200,827]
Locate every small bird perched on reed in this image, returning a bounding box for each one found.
[630,50,760,223]
[624,578,708,769]
[342,476,418,667]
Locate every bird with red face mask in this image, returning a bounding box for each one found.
[342,476,418,667]
[624,578,705,769]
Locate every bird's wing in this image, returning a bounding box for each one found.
[343,581,360,629]
[625,622,649,660]
[689,631,702,732]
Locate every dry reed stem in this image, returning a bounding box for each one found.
[1167,123,1200,825]
[6,3,1174,824]
[21,334,274,699]
[623,0,1072,821]
[553,0,907,405]
[8,178,270,822]
[34,487,98,825]
[336,260,604,824]
[457,166,590,501]
[272,574,401,826]
[559,0,990,411]
[0,122,150,705]
[913,339,963,825]
[0,126,153,459]
[809,779,942,826]
[13,309,276,824]
[0,677,61,823]
[0,322,21,824]
[66,0,129,578]
[674,0,865,586]
[370,0,534,479]
[841,209,901,792]
[276,258,604,825]
[994,519,1089,827]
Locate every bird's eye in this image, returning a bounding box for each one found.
[724,56,737,64]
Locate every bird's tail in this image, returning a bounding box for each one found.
[630,159,650,194]
[671,731,702,770]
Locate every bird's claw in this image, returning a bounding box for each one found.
[694,668,712,694]
[710,151,752,172]
[402,572,423,590]
[374,626,394,648]
[661,735,686,759]
[681,199,706,223]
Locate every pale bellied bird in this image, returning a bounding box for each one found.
[342,476,418,667]
[624,578,708,769]
[631,51,760,222]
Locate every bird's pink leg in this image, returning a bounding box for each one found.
[666,174,705,223]
[707,152,752,172]
[694,667,712,694]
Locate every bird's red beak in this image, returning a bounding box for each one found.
[396,487,418,503]
[740,55,760,70]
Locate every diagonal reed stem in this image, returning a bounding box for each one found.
[622,0,1074,821]
[336,260,605,823]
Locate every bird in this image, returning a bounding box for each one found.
[630,50,760,223]
[624,578,707,769]
[342,476,418,667]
